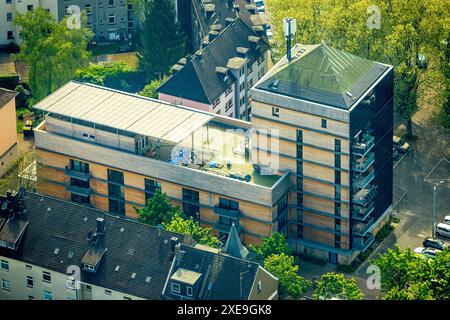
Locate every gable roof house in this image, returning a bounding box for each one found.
[157,17,271,120]
[0,190,278,300]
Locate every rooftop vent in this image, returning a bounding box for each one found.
[131,272,136,279]
[145,276,152,284]
[96,217,105,235]
[170,236,178,253]
[53,248,60,255]
[115,265,120,272]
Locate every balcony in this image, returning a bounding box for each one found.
[352,184,377,206]
[352,152,374,173]
[352,202,375,221]
[214,221,241,234]
[353,133,375,156]
[66,185,92,197]
[353,217,374,236]
[353,233,375,251]
[353,170,375,189]
[213,205,240,219]
[65,167,90,182]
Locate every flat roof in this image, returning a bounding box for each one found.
[33,81,215,144]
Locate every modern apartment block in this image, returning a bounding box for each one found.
[157,17,271,120]
[57,0,137,43]
[32,81,291,247]
[251,43,394,264]
[0,190,278,300]
[0,88,18,177]
[0,0,59,47]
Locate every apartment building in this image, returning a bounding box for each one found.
[57,0,137,43]
[0,190,278,300]
[0,0,59,47]
[0,88,18,177]
[251,43,394,264]
[157,17,271,120]
[32,81,291,247]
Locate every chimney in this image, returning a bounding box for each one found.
[208,30,219,42]
[96,217,105,235]
[236,47,249,58]
[283,18,297,62]
[170,236,179,253]
[225,17,234,27]
[195,49,203,61]
[248,36,261,49]
[252,25,264,37]
[245,4,256,15]
[233,3,240,14]
[171,64,184,74]
[204,4,215,20]
[210,24,223,33]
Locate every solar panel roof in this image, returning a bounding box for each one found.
[33,81,215,144]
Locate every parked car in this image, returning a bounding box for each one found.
[444,215,450,225]
[436,223,450,239]
[423,237,448,251]
[393,135,410,154]
[414,247,441,259]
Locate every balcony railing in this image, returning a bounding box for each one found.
[213,205,240,219]
[353,233,375,251]
[353,170,375,189]
[65,166,90,182]
[353,133,375,156]
[214,221,241,234]
[66,185,92,197]
[352,202,375,221]
[353,217,374,236]
[352,152,374,173]
[352,184,377,206]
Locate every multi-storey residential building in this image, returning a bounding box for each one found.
[0,88,18,177]
[0,0,59,47]
[251,43,394,264]
[57,0,136,43]
[32,81,291,247]
[0,190,278,300]
[157,17,271,120]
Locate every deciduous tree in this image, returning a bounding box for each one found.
[312,273,364,300]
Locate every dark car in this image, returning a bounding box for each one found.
[423,237,448,251]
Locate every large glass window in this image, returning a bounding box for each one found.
[107,169,124,184]
[108,169,125,215]
[70,159,89,173]
[182,188,200,221]
[218,198,239,210]
[145,178,161,202]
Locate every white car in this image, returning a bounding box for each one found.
[444,215,450,225]
[414,247,441,259]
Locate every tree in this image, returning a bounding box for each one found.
[249,232,292,261]
[135,190,181,226]
[138,0,185,80]
[263,253,310,299]
[312,273,364,300]
[75,62,130,86]
[371,245,450,300]
[140,77,167,99]
[14,8,92,103]
[163,215,220,248]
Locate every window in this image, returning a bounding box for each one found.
[42,271,51,283]
[109,199,125,215]
[335,139,341,152]
[182,188,200,221]
[225,86,232,97]
[144,178,161,202]
[219,198,239,210]
[335,171,341,185]
[108,0,115,6]
[7,31,14,40]
[85,285,92,292]
[272,107,279,117]
[212,98,220,108]
[70,159,89,174]
[25,265,32,270]
[335,154,341,168]
[27,5,33,11]
[219,215,233,227]
[108,13,115,24]
[71,193,90,205]
[104,289,112,295]
[123,296,131,300]
[187,286,193,297]
[171,282,181,294]
[225,99,233,112]
[27,295,34,300]
[108,184,124,199]
[6,12,12,21]
[85,4,92,14]
[1,279,10,291]
[6,0,12,4]
[108,169,124,184]
[321,119,327,128]
[0,260,9,271]
[43,290,53,300]
[26,276,34,288]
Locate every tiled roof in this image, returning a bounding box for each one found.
[169,244,259,300]
[0,192,192,300]
[157,17,270,104]
[257,43,389,110]
[0,87,17,110]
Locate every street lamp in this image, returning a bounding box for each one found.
[432,180,445,237]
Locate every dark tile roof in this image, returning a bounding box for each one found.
[157,17,270,104]
[167,244,259,300]
[192,0,255,39]
[0,87,17,110]
[0,192,192,300]
[257,43,389,110]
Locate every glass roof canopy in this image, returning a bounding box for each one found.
[33,81,215,145]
